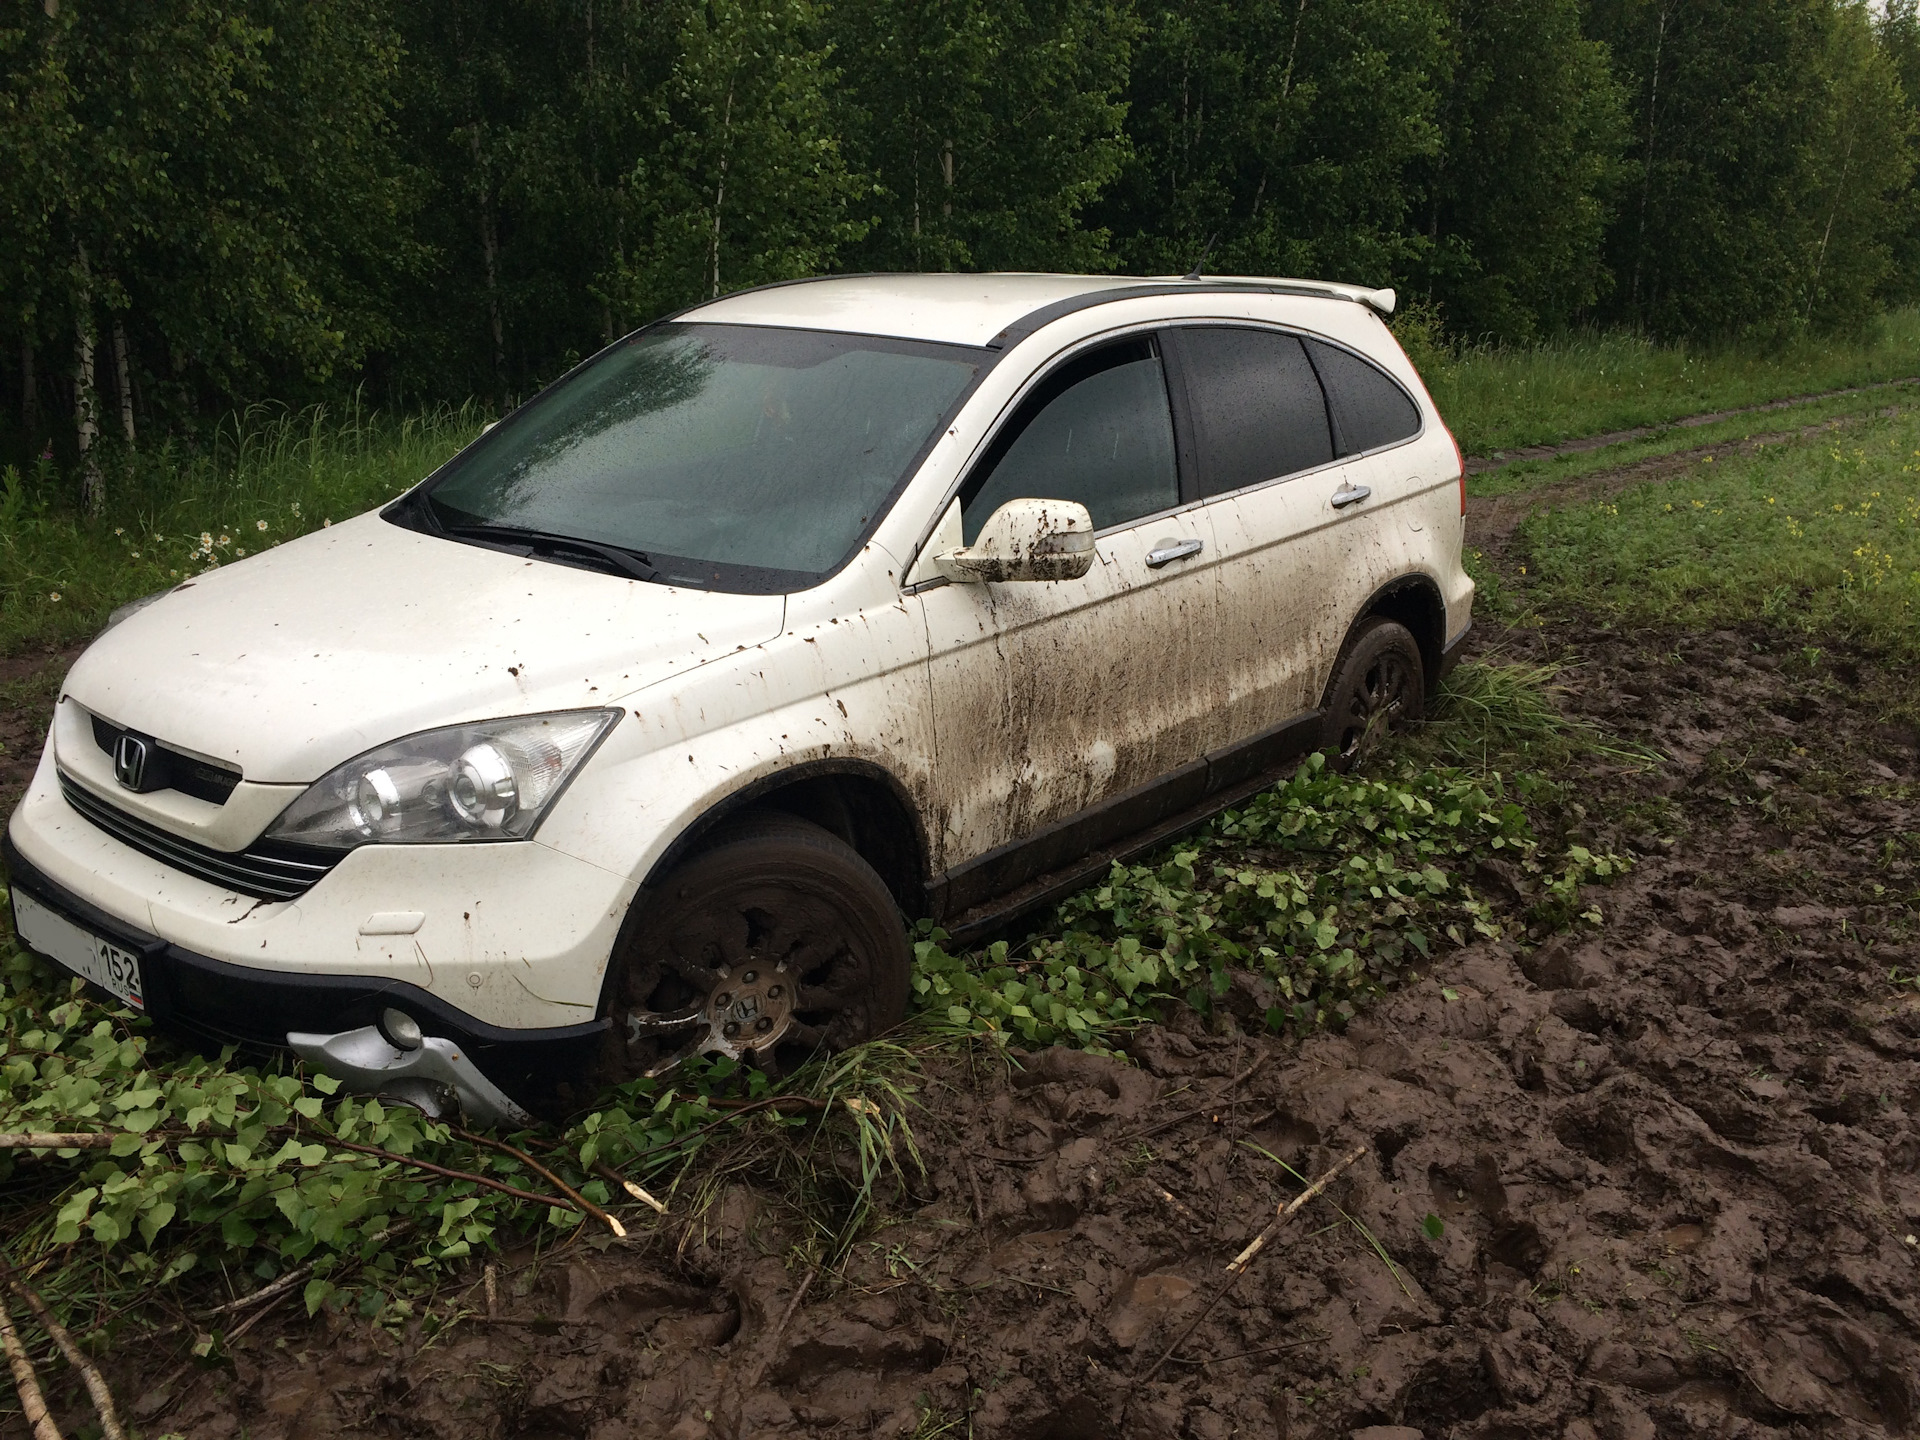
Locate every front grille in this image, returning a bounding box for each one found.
[89,715,241,805]
[58,772,339,901]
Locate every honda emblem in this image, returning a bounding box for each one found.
[113,734,151,791]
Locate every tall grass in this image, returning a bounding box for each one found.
[0,398,485,655]
[1423,307,1920,456]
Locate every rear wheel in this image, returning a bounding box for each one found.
[1320,617,1426,767]
[601,812,911,1082]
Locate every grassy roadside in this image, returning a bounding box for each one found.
[1514,406,1920,660]
[1466,381,1920,500]
[1417,306,1920,456]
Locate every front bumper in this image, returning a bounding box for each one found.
[4,833,607,1115]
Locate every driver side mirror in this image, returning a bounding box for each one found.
[935,498,1096,583]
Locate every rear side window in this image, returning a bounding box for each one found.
[1177,328,1334,498]
[1304,339,1422,456]
[962,336,1179,540]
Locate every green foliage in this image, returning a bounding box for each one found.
[1099,0,1449,283]
[913,753,1629,1045]
[1420,0,1630,340]
[0,0,415,424]
[828,0,1137,272]
[1588,0,1916,340]
[1429,307,1920,454]
[1517,406,1920,655]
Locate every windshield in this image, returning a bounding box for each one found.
[415,323,984,590]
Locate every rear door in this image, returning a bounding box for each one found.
[1166,324,1425,772]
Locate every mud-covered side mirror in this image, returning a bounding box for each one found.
[935,498,1096,583]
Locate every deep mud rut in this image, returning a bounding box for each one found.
[12,505,1920,1439]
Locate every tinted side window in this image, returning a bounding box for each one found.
[1304,339,1422,456]
[1178,327,1334,498]
[962,337,1178,541]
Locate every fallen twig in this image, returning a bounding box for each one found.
[0,1133,116,1150]
[322,1136,577,1210]
[740,1267,818,1395]
[1135,1144,1367,1390]
[1226,1144,1368,1275]
[591,1160,668,1216]
[1127,1056,1270,1142]
[1164,1335,1319,1368]
[198,1221,414,1319]
[453,1127,626,1239]
[0,1293,61,1440]
[1148,1182,1200,1227]
[9,1281,126,1440]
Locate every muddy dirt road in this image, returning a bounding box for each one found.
[10,476,1920,1439]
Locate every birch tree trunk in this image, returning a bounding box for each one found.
[72,242,103,511]
[111,313,134,446]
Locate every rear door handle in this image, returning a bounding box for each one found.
[1146,537,1204,568]
[1330,483,1372,509]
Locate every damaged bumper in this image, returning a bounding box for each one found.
[3,834,602,1121]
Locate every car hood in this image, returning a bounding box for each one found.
[61,512,787,783]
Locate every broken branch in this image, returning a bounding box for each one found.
[0,1133,116,1150]
[8,1281,126,1440]
[1226,1143,1368,1275]
[0,1294,61,1440]
[453,1126,626,1239]
[322,1136,578,1210]
[1135,1143,1368,1389]
[591,1160,668,1215]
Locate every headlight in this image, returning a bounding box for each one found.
[265,709,621,849]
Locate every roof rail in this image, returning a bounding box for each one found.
[984,277,1397,351]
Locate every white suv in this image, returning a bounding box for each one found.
[6,273,1471,1123]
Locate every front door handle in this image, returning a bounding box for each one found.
[1146,537,1204,568]
[1330,483,1373,509]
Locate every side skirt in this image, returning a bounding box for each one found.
[928,709,1323,944]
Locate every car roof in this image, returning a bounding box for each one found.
[678,272,1396,348]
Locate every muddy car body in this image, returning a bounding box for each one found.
[5,273,1471,1122]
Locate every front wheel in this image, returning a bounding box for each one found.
[600,812,911,1082]
[1320,617,1426,767]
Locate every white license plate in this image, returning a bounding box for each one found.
[10,889,145,1009]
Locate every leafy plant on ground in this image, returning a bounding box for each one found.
[912,752,1631,1047]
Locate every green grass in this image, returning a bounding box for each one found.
[1466,383,1920,500]
[1515,407,1920,656]
[0,399,484,655]
[1420,307,1920,456]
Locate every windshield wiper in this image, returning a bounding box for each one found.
[439,523,660,583]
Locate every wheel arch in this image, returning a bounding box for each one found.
[1353,571,1448,689]
[636,758,930,920]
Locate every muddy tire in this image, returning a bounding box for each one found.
[1320,616,1425,767]
[601,812,911,1083]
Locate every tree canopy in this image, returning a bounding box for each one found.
[3,0,1916,478]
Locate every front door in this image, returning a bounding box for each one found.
[917,333,1227,914]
